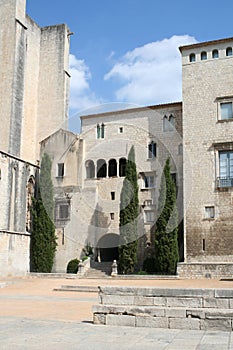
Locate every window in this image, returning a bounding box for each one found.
[111,192,115,200]
[178,143,183,155]
[201,51,207,60]
[119,127,123,133]
[110,213,114,220]
[97,159,107,178]
[171,173,177,185]
[144,210,155,223]
[212,49,219,59]
[226,47,232,56]
[86,160,95,179]
[119,158,126,177]
[55,201,70,222]
[144,199,153,206]
[205,206,215,219]
[220,102,233,120]
[109,159,117,177]
[148,141,156,159]
[97,123,105,139]
[163,115,175,132]
[189,53,196,62]
[143,174,155,189]
[57,163,64,177]
[218,151,233,187]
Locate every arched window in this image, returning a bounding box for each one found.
[164,115,175,132]
[148,141,156,159]
[226,47,233,57]
[97,159,107,178]
[212,49,219,59]
[201,51,207,60]
[108,159,117,177]
[97,124,101,139]
[163,115,169,132]
[86,160,95,179]
[169,114,175,130]
[119,158,126,177]
[189,53,196,62]
[101,123,105,138]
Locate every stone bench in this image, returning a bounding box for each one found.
[93,286,233,331]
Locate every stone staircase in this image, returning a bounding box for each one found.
[84,261,113,279]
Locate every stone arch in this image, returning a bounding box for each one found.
[97,159,107,178]
[85,160,95,179]
[108,159,117,177]
[96,233,119,262]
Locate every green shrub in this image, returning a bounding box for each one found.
[143,257,157,273]
[66,259,80,274]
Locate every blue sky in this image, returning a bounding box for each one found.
[26,0,233,131]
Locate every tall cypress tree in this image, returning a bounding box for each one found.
[154,158,179,275]
[118,146,139,274]
[31,153,56,272]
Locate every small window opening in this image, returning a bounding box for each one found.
[205,206,215,219]
[119,127,123,133]
[148,141,156,159]
[201,51,207,60]
[111,192,115,200]
[212,49,219,59]
[110,213,114,220]
[57,163,64,177]
[189,53,196,62]
[226,47,232,56]
[202,239,206,251]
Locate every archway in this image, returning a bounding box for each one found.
[96,233,119,262]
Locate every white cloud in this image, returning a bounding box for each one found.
[104,35,198,105]
[69,54,102,113]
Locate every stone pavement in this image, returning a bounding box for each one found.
[0,276,232,349]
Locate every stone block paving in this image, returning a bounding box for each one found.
[0,276,232,349]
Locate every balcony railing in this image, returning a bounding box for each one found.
[216,177,233,188]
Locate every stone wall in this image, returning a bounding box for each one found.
[177,262,233,279]
[93,286,233,331]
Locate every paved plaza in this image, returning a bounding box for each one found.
[0,276,232,349]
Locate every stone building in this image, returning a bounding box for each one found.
[0,0,70,275]
[41,104,183,272]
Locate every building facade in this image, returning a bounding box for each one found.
[0,0,70,276]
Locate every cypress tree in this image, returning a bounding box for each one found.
[118,146,139,274]
[31,153,56,272]
[154,158,179,275]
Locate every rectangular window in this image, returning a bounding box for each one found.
[144,210,154,223]
[110,213,114,220]
[144,175,155,188]
[111,192,115,200]
[218,151,233,187]
[220,102,233,120]
[55,201,70,222]
[119,127,123,133]
[205,206,215,219]
[144,199,153,206]
[148,142,156,159]
[57,163,64,177]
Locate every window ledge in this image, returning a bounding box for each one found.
[203,218,215,221]
[217,118,233,123]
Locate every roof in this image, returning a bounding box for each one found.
[179,36,233,52]
[80,101,182,120]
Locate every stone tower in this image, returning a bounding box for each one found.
[179,37,233,277]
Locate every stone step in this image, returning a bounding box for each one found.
[54,285,98,292]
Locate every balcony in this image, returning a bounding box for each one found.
[216,177,233,188]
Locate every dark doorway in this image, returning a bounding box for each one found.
[97,233,119,262]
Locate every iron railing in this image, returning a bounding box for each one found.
[216,177,233,188]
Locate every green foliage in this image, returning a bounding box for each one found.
[154,158,179,275]
[118,146,139,274]
[82,242,93,257]
[66,259,80,274]
[143,257,157,273]
[30,153,57,273]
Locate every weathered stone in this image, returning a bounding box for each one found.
[165,308,186,318]
[169,318,200,330]
[134,296,154,306]
[201,319,232,331]
[101,295,134,305]
[93,313,106,325]
[203,297,230,309]
[106,314,135,327]
[166,297,202,308]
[153,297,166,306]
[215,289,233,298]
[136,316,168,328]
